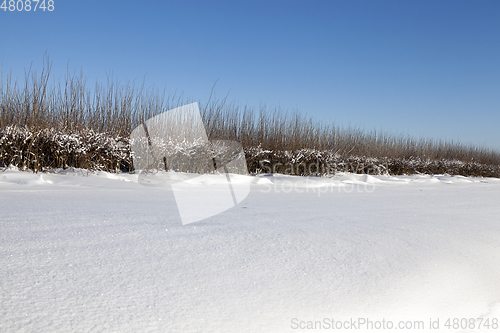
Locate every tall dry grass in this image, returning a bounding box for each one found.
[1,56,499,173]
[201,103,500,166]
[0,56,190,138]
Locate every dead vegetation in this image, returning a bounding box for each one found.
[1,57,499,177]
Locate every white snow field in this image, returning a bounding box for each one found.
[1,168,500,333]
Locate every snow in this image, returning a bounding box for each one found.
[1,168,500,332]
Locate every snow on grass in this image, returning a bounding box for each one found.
[1,169,500,332]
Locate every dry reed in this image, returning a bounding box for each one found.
[1,56,499,176]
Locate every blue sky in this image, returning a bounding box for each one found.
[1,0,499,150]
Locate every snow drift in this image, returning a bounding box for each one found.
[1,168,500,332]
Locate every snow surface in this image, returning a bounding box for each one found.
[1,168,500,332]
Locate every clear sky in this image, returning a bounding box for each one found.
[1,0,499,150]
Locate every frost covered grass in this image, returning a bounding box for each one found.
[0,125,129,172]
[246,147,500,178]
[1,56,499,176]
[1,124,499,177]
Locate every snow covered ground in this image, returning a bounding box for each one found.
[1,168,500,332]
